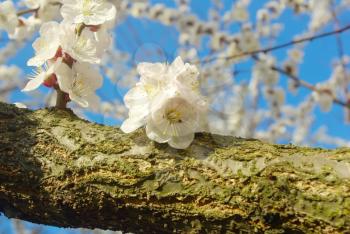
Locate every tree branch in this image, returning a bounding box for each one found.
[0,102,350,233]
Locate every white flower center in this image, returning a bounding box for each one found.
[144,84,157,96]
[165,109,182,124]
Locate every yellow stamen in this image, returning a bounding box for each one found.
[165,109,182,124]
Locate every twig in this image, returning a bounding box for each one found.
[55,88,68,109]
[17,8,38,16]
[16,1,62,16]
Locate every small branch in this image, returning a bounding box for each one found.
[55,88,68,109]
[17,8,38,16]
[16,1,62,17]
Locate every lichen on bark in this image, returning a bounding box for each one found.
[0,102,350,233]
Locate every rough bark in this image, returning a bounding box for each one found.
[0,102,350,234]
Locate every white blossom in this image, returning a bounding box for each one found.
[312,85,334,112]
[309,0,332,31]
[146,88,206,149]
[128,2,148,17]
[9,16,40,41]
[224,0,250,23]
[0,1,18,34]
[287,48,304,64]
[253,54,279,86]
[265,1,284,19]
[27,22,61,67]
[23,0,62,22]
[28,22,101,67]
[56,62,102,108]
[22,59,63,92]
[59,23,101,64]
[121,56,208,149]
[120,62,168,133]
[239,24,260,52]
[61,0,116,25]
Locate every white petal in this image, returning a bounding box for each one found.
[27,35,60,66]
[70,92,89,108]
[0,1,18,34]
[137,62,166,77]
[124,85,148,108]
[39,21,59,35]
[84,2,116,25]
[151,96,199,136]
[170,56,185,75]
[61,0,116,25]
[128,105,150,122]
[175,63,199,88]
[60,3,78,23]
[60,24,100,64]
[55,62,73,93]
[145,121,170,143]
[27,52,44,67]
[169,134,195,149]
[121,118,144,133]
[73,62,103,90]
[22,74,45,92]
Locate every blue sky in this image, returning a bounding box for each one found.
[1,0,350,233]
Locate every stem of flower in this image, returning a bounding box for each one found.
[75,23,86,37]
[55,88,68,109]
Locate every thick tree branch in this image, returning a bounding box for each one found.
[0,102,350,233]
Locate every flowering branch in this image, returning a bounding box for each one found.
[252,55,350,109]
[200,23,350,64]
[21,0,117,111]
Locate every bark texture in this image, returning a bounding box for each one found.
[0,102,350,233]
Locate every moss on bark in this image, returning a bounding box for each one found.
[0,102,350,233]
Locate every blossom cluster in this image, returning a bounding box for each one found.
[22,0,116,108]
[121,56,208,149]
